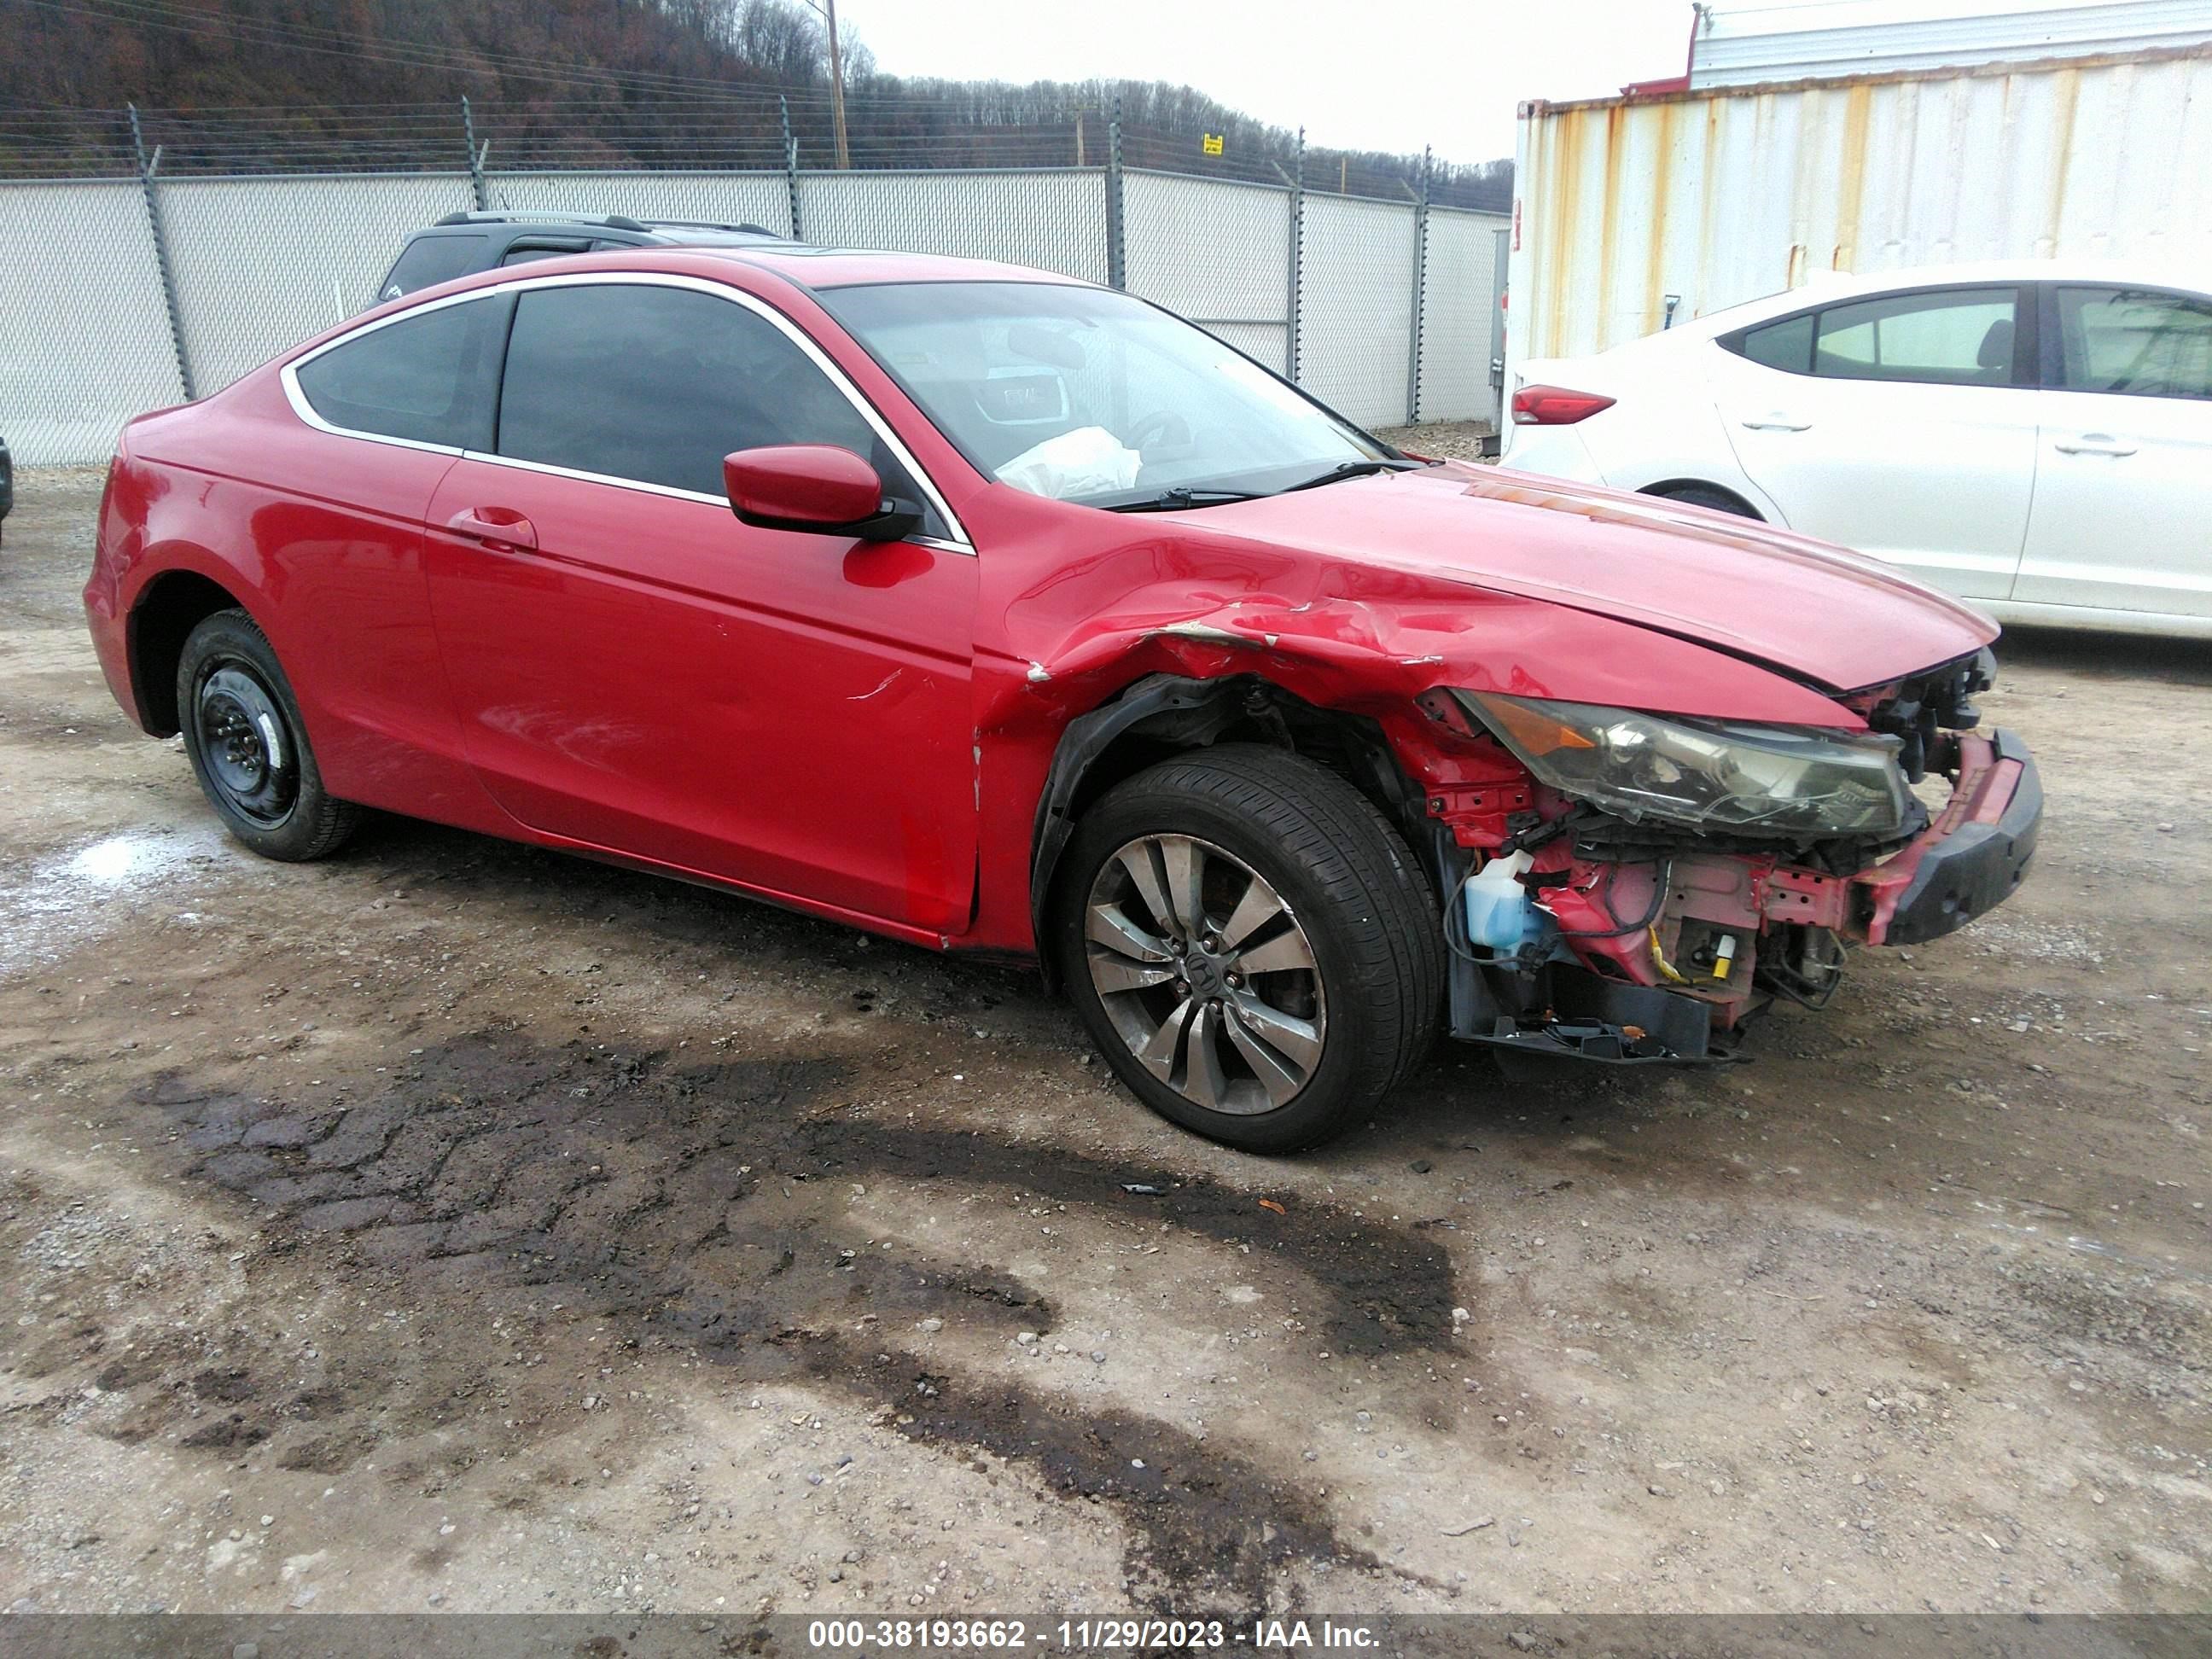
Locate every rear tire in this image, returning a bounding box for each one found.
[177,609,361,862]
[1053,744,1441,1153]
[1646,482,1760,519]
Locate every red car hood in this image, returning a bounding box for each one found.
[1196,463,1997,692]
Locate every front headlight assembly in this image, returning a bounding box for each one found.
[1454,691,1912,840]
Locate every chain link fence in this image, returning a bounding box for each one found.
[1300,193,1422,432]
[1418,209,1513,432]
[0,142,1504,464]
[1123,171,1294,383]
[0,178,187,464]
[795,169,1110,285]
[161,172,480,393]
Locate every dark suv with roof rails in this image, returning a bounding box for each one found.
[374,211,796,305]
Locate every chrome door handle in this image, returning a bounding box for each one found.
[1741,415,1812,432]
[2053,434,2137,457]
[444,508,539,551]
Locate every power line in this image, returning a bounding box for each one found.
[3,2,1508,189]
[10,0,1505,161]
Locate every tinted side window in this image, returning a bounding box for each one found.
[378,233,487,300]
[497,284,894,501]
[2056,287,2212,400]
[1740,313,1814,374]
[294,297,503,449]
[1810,288,2018,386]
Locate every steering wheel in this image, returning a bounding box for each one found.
[1126,410,1191,454]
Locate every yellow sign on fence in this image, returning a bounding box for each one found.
[1202,133,1224,156]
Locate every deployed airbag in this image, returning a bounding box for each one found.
[996,425,1141,500]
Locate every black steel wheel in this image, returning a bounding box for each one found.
[177,609,360,860]
[195,663,299,829]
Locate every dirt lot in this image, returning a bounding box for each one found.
[1375,421,1493,462]
[2,460,2207,1621]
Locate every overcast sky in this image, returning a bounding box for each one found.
[837,0,1700,164]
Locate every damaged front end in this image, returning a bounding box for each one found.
[1406,650,2041,1077]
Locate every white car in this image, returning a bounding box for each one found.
[1503,261,2212,637]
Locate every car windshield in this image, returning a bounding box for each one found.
[818,281,1390,509]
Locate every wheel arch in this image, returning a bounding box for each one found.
[1028,672,1429,986]
[129,568,254,736]
[1638,479,1767,519]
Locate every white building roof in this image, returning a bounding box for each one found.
[1691,0,2212,87]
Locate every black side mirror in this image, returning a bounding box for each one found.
[853,498,925,543]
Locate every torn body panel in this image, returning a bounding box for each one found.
[959,472,1921,962]
[1433,723,2040,1074]
[980,502,2032,1074]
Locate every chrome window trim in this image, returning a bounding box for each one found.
[280,271,973,552]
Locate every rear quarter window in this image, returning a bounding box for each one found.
[1739,313,1814,374]
[293,296,504,450]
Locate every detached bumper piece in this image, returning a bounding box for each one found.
[1853,728,2040,946]
[1449,958,1739,1081]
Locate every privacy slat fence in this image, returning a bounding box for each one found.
[0,164,1504,465]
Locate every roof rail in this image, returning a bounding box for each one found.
[431,210,652,230]
[640,218,781,236]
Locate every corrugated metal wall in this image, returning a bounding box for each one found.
[1510,46,2212,367]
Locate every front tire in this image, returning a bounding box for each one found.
[177,609,360,861]
[1053,744,1441,1153]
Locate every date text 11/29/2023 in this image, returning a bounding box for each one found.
[805,1617,1381,1649]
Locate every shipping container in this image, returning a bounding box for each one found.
[1506,43,2212,372]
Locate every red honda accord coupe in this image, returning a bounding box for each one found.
[85,245,2040,1150]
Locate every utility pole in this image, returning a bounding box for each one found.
[799,0,851,169]
[824,0,850,169]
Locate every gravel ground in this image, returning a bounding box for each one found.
[1,457,2207,1620]
[1374,422,1493,462]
